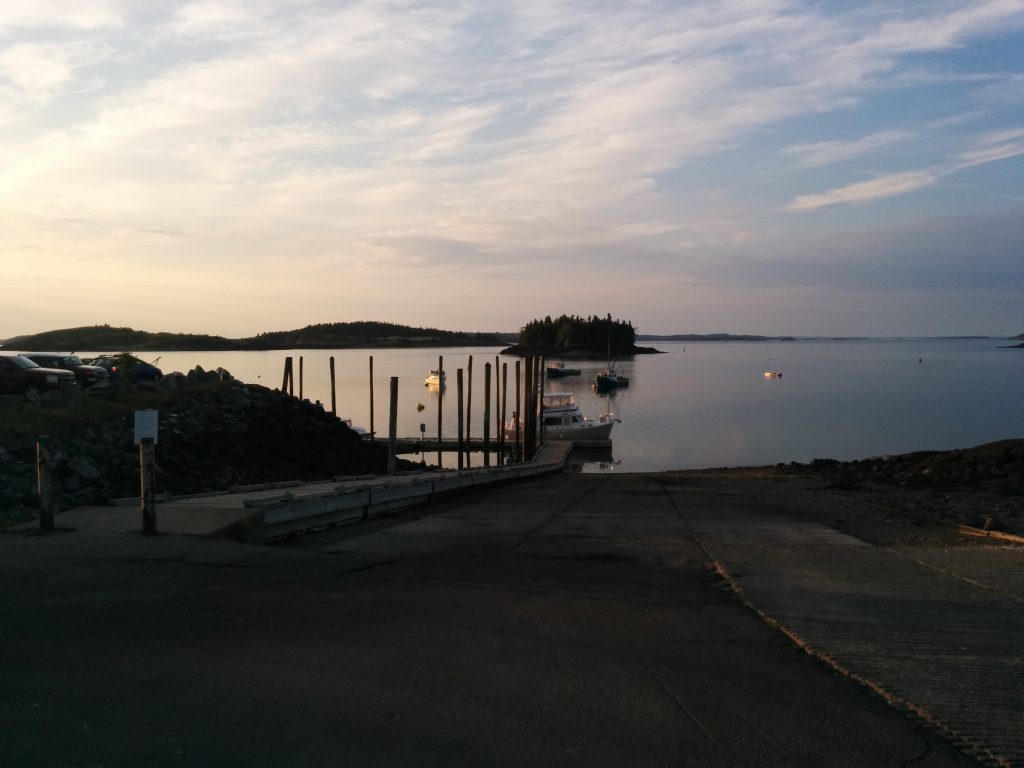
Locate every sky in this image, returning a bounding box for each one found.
[1,0,1022,339]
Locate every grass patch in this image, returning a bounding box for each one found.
[0,381,233,443]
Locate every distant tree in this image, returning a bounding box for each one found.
[517,314,635,355]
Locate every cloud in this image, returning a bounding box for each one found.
[786,171,940,210]
[785,127,1024,210]
[0,1,122,31]
[782,130,917,167]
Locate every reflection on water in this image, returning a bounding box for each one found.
[568,446,619,473]
[81,339,1024,472]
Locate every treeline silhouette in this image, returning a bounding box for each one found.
[5,322,510,351]
[518,314,636,355]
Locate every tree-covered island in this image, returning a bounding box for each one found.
[2,322,516,352]
[500,314,662,357]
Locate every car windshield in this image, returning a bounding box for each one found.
[64,355,84,366]
[11,355,39,369]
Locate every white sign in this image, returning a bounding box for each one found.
[134,409,159,445]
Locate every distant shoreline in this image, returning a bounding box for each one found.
[499,344,664,358]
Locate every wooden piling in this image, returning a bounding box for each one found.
[500,362,508,465]
[457,368,465,470]
[282,356,294,395]
[495,355,502,451]
[536,356,544,451]
[483,362,491,467]
[369,356,375,437]
[140,437,157,534]
[387,376,398,476]
[329,356,337,416]
[36,437,55,532]
[524,358,532,460]
[299,355,304,400]
[466,355,473,444]
[514,359,521,462]
[437,355,444,467]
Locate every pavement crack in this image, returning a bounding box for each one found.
[647,663,735,765]
[507,477,610,554]
[900,728,935,768]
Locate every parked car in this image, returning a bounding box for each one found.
[0,352,79,398]
[88,353,163,383]
[22,352,109,388]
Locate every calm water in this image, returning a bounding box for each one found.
[93,339,1024,472]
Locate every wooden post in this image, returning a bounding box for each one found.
[299,355,304,400]
[36,437,55,532]
[528,358,536,460]
[387,376,398,476]
[437,355,444,467]
[500,362,508,465]
[140,437,157,534]
[457,368,465,470]
[522,356,531,460]
[536,356,544,452]
[514,359,522,462]
[465,355,473,468]
[494,355,502,452]
[369,356,375,437]
[483,362,491,467]
[465,355,473,444]
[282,356,293,394]
[329,356,337,416]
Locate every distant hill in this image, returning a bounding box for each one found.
[2,323,516,352]
[2,325,239,352]
[637,333,795,342]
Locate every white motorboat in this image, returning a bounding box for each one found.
[506,391,618,441]
[340,417,370,439]
[424,369,446,386]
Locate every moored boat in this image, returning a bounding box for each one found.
[339,417,371,439]
[546,361,581,378]
[506,391,618,441]
[424,369,446,386]
[593,368,629,390]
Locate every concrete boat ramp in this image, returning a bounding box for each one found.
[38,441,579,543]
[4,456,1021,766]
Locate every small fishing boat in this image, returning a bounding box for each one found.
[546,361,581,377]
[763,371,783,378]
[424,369,446,386]
[506,392,618,441]
[594,345,629,390]
[594,367,629,390]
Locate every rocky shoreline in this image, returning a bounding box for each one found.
[0,367,414,525]
[666,439,1024,540]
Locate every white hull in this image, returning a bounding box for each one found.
[544,420,615,440]
[505,391,617,442]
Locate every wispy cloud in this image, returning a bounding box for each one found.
[783,130,916,167]
[787,171,941,211]
[786,127,1024,210]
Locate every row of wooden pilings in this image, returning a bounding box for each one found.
[281,354,548,474]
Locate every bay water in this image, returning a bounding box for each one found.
[99,339,1023,472]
